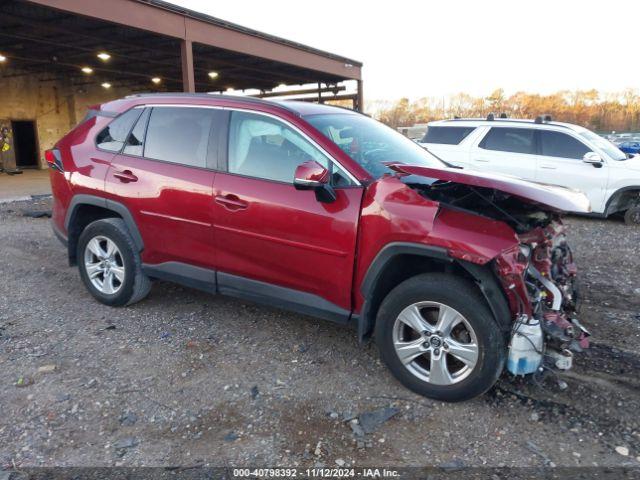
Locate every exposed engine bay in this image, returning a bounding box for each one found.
[517,222,590,374]
[403,175,556,233]
[403,175,591,377]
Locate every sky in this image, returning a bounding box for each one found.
[168,0,640,101]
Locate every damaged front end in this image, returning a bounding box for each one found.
[391,164,592,377]
[496,222,590,375]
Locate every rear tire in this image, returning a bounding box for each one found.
[624,206,640,225]
[77,218,151,306]
[375,273,505,402]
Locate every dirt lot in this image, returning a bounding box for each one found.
[1,198,639,469]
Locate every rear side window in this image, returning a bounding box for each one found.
[96,108,142,152]
[539,131,590,159]
[144,107,217,168]
[479,128,535,154]
[421,126,475,145]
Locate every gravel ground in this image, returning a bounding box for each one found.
[1,198,639,469]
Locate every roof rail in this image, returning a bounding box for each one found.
[440,116,571,130]
[499,112,508,118]
[534,114,553,124]
[487,113,495,121]
[123,92,298,113]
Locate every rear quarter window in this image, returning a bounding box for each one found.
[421,126,475,145]
[95,108,142,153]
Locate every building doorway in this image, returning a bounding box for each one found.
[11,121,39,168]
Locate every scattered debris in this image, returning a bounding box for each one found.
[250,386,259,399]
[439,459,466,471]
[335,458,346,467]
[616,446,630,457]
[15,376,33,388]
[525,441,552,465]
[113,437,138,456]
[22,210,51,218]
[224,431,239,442]
[342,412,357,422]
[358,406,400,434]
[348,419,365,438]
[104,325,117,331]
[119,411,138,426]
[37,364,56,373]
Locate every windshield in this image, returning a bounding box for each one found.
[305,113,445,178]
[579,130,627,161]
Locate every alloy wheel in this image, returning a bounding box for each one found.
[83,236,125,295]
[392,301,479,385]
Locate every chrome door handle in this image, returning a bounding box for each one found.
[475,158,490,163]
[540,164,557,170]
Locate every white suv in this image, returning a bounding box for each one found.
[419,116,640,224]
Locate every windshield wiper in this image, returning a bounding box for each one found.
[419,145,463,169]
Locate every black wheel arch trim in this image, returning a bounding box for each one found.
[64,194,144,252]
[604,186,640,216]
[51,221,68,247]
[358,242,512,342]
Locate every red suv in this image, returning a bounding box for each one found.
[47,94,591,401]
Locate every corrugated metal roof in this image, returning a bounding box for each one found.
[135,0,363,67]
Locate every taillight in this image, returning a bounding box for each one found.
[45,148,63,172]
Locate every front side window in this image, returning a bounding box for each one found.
[578,129,627,161]
[539,130,590,160]
[228,111,351,185]
[96,108,142,152]
[144,107,216,168]
[421,126,475,145]
[305,113,445,179]
[479,127,535,154]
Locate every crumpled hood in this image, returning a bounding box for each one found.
[388,164,591,213]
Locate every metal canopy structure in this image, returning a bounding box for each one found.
[0,0,364,109]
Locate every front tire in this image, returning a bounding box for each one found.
[624,205,640,226]
[375,273,505,402]
[77,218,151,306]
